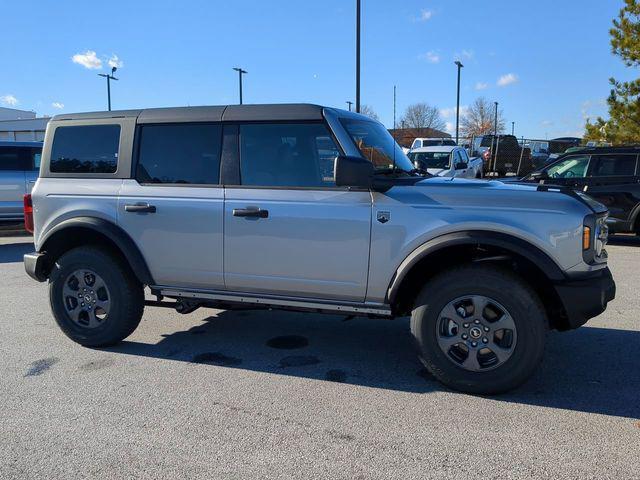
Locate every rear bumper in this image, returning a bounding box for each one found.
[554,267,616,329]
[24,252,48,282]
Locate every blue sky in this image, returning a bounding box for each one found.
[1,0,636,138]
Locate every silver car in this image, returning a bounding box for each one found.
[0,141,42,221]
[408,146,483,178]
[23,104,615,394]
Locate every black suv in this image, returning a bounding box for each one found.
[517,146,640,235]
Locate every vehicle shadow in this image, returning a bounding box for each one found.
[109,308,640,419]
[0,241,33,263]
[608,234,640,247]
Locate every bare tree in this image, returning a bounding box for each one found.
[359,104,380,121]
[460,97,505,137]
[400,102,446,131]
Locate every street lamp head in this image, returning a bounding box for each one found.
[455,60,464,68]
[111,66,117,75]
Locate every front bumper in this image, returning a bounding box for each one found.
[553,267,616,329]
[24,252,48,282]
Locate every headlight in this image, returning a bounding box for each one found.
[582,213,608,264]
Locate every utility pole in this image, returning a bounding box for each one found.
[511,121,515,135]
[454,61,464,144]
[494,101,499,137]
[355,0,361,113]
[97,67,118,111]
[233,67,247,104]
[346,101,353,111]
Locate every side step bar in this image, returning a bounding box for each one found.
[151,286,393,318]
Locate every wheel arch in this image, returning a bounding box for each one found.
[38,216,154,285]
[387,230,569,329]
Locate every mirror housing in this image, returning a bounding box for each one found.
[530,170,549,181]
[335,155,374,189]
[454,161,468,170]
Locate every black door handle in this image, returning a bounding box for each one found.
[124,203,156,213]
[233,208,269,218]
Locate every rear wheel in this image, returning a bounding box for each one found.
[410,264,546,394]
[49,246,144,347]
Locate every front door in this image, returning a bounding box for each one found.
[543,154,591,188]
[118,123,225,289]
[224,122,372,302]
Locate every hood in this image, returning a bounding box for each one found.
[426,168,450,176]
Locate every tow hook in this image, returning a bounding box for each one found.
[175,299,201,315]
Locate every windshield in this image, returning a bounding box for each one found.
[340,118,415,173]
[422,139,456,147]
[409,151,451,169]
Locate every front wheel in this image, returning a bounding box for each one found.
[410,264,546,394]
[49,246,144,347]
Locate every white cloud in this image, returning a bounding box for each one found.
[454,49,474,61]
[417,9,433,21]
[475,82,488,91]
[72,50,102,69]
[440,106,468,119]
[51,102,64,109]
[107,54,123,69]
[0,94,19,106]
[540,119,553,127]
[497,73,518,87]
[445,122,455,134]
[419,50,440,63]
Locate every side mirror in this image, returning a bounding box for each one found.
[334,155,374,188]
[454,162,468,170]
[530,170,549,181]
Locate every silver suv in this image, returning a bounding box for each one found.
[23,104,615,394]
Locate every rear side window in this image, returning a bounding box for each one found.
[136,124,222,184]
[0,146,31,170]
[50,125,120,173]
[590,154,637,177]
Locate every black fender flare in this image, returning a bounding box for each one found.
[386,230,566,304]
[39,216,154,285]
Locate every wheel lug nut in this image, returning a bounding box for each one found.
[474,319,480,324]
[483,326,490,332]
[462,334,468,340]
[81,302,85,306]
[463,322,470,328]
[471,341,478,347]
[482,337,488,343]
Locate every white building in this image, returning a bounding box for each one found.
[0,107,49,142]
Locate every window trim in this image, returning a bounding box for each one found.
[228,119,349,190]
[132,121,224,187]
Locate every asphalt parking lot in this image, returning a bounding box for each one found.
[1,231,639,479]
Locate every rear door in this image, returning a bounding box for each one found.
[224,122,372,301]
[584,154,639,227]
[0,146,29,220]
[118,123,225,289]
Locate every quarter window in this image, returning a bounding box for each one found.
[239,123,339,187]
[50,125,120,173]
[136,124,222,184]
[590,154,637,177]
[0,146,30,170]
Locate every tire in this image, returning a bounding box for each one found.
[49,246,144,347]
[410,264,546,395]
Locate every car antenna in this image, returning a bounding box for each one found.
[392,85,397,173]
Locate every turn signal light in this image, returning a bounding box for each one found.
[23,194,34,234]
[582,226,591,251]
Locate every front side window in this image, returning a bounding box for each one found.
[239,123,339,187]
[546,155,590,179]
[136,124,222,184]
[590,154,637,177]
[409,151,451,169]
[340,118,414,172]
[50,125,120,173]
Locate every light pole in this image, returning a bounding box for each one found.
[454,60,463,144]
[346,101,353,111]
[233,67,247,105]
[98,67,118,111]
[511,121,515,135]
[494,101,499,137]
[355,0,361,113]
